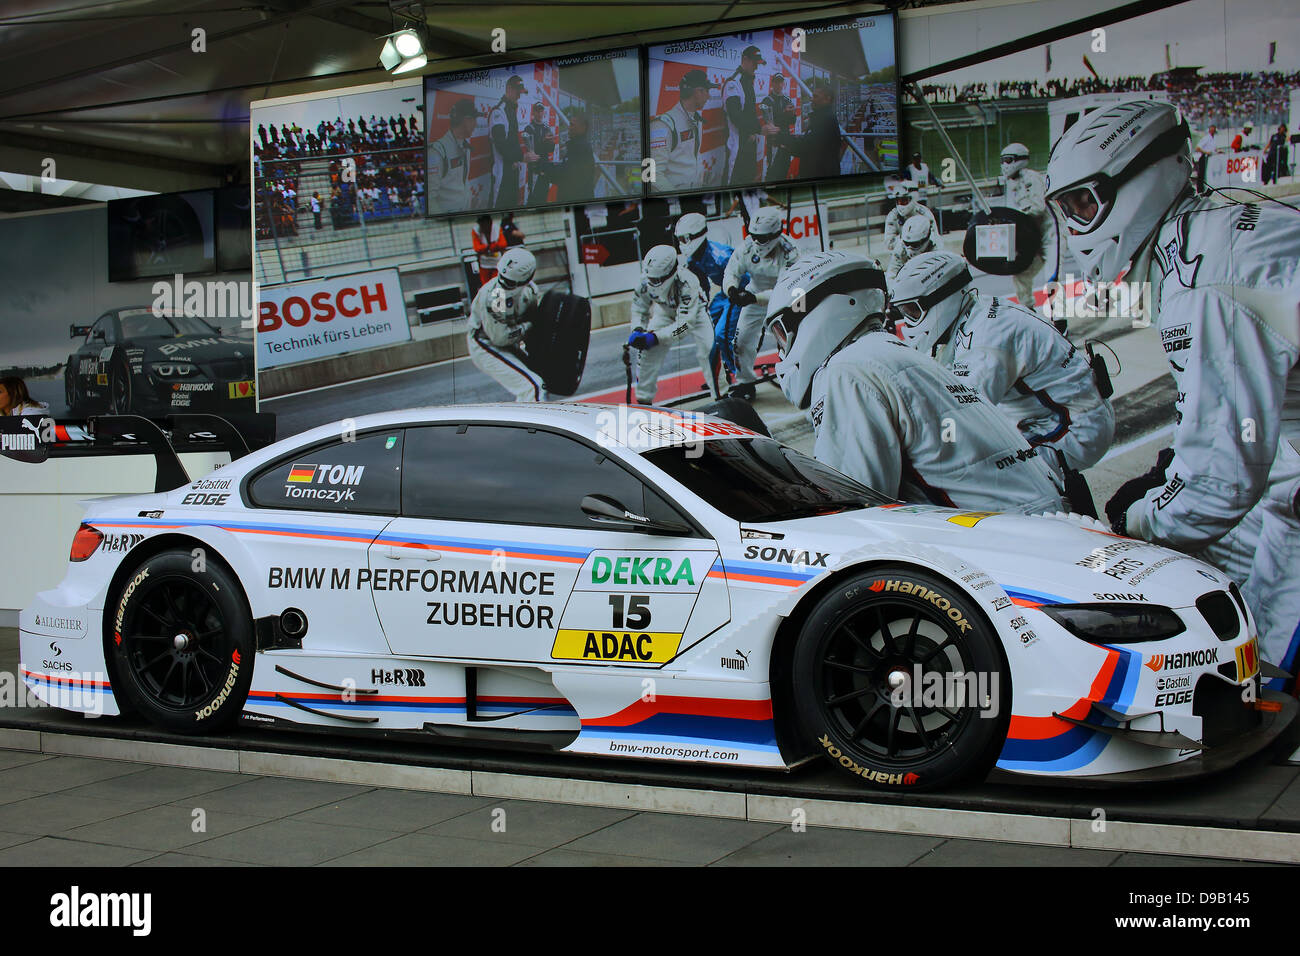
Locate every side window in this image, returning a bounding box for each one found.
[88,316,112,345]
[248,430,404,515]
[402,424,679,530]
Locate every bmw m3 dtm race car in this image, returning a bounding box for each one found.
[17,403,1294,790]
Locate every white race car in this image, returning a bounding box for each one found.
[19,404,1294,790]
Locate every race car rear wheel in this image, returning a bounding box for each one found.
[108,550,254,734]
[792,565,1009,791]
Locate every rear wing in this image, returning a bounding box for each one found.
[0,413,276,493]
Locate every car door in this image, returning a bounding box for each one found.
[241,427,404,657]
[371,422,731,666]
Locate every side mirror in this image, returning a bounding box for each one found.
[581,494,690,535]
[70,324,92,339]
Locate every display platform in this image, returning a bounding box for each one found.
[2,703,1297,864]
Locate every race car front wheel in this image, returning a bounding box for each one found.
[109,550,255,734]
[792,565,1009,791]
[108,353,132,414]
[64,367,82,416]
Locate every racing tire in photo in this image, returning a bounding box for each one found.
[108,549,255,734]
[962,206,1042,276]
[792,565,1010,791]
[108,351,133,414]
[523,289,592,396]
[64,365,83,416]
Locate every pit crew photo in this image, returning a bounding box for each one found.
[0,0,1298,894]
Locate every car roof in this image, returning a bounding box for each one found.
[274,402,756,452]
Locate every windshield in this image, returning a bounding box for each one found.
[118,311,218,339]
[643,437,892,522]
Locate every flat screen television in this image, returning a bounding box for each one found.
[106,189,216,282]
[644,12,898,196]
[215,184,253,272]
[425,46,643,217]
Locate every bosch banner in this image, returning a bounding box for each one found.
[256,268,411,368]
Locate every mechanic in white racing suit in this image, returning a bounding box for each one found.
[722,206,800,399]
[1047,99,1300,676]
[1001,142,1059,310]
[675,212,741,383]
[766,252,1068,513]
[628,245,721,404]
[889,251,1115,474]
[882,183,940,259]
[886,214,937,280]
[467,247,545,402]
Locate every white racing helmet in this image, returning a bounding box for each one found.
[887,251,974,355]
[1000,142,1030,176]
[674,212,709,259]
[497,246,536,289]
[900,215,934,253]
[1045,100,1191,283]
[765,251,887,409]
[748,206,784,251]
[641,244,679,294]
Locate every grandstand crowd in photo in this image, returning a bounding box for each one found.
[254,110,426,238]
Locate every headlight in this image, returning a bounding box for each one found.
[150,362,198,379]
[1039,603,1186,644]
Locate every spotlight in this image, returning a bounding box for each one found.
[379,28,426,74]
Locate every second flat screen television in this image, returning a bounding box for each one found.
[645,12,898,196]
[425,47,642,217]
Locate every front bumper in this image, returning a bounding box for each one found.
[1010,690,1297,785]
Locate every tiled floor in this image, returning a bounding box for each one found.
[0,752,1285,866]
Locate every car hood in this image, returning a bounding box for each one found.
[740,504,1227,608]
[138,335,252,364]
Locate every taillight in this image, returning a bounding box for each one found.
[70,523,103,562]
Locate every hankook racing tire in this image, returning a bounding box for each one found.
[792,565,1009,791]
[523,289,592,396]
[108,550,255,734]
[962,206,1042,276]
[697,396,771,436]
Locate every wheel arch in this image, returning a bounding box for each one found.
[767,552,1013,764]
[101,532,252,652]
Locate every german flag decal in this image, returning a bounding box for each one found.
[287,464,315,483]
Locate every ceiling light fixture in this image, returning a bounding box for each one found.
[379,1,428,75]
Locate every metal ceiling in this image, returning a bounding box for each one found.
[0,0,967,205]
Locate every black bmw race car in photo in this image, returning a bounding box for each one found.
[64,308,256,416]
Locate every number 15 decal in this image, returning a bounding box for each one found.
[609,594,651,629]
